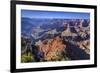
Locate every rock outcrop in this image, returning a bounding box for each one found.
[37,36,67,61]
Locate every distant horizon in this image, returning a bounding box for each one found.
[21,10,90,19]
[22,16,90,20]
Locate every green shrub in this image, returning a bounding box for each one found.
[21,52,35,63]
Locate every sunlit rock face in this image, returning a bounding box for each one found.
[37,36,67,61]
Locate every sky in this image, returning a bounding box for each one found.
[21,9,90,19]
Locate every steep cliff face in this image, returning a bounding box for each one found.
[38,36,68,61]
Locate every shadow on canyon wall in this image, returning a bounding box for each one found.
[64,41,90,60]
